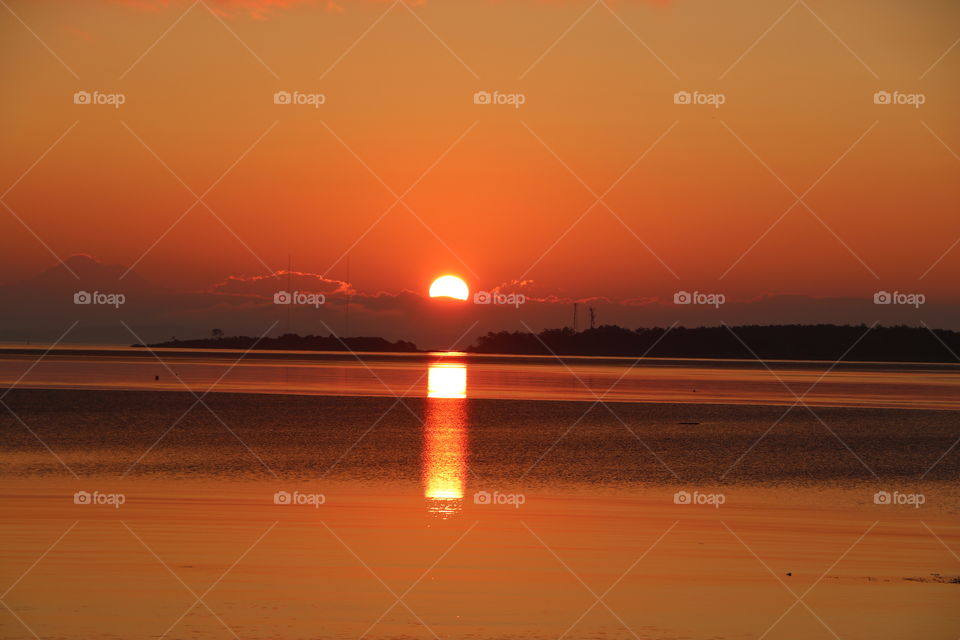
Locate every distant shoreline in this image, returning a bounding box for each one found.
[138,334,419,354]
[129,324,960,364]
[0,346,956,371]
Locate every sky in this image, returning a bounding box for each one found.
[1,0,958,347]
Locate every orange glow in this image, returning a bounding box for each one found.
[1,2,957,313]
[427,362,467,398]
[423,364,468,517]
[428,275,469,301]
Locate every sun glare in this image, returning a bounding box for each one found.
[427,363,467,399]
[429,275,469,301]
[423,364,468,518]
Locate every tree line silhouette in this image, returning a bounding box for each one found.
[145,333,418,353]
[468,324,960,363]
[141,324,960,363]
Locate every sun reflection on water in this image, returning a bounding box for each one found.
[423,363,468,518]
[427,363,467,399]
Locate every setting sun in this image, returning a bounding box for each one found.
[3,2,959,638]
[429,275,469,301]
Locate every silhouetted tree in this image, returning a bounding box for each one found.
[468,324,960,363]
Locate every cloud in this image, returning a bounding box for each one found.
[105,0,663,19]
[106,0,403,19]
[3,257,959,350]
[210,270,353,298]
[485,278,614,305]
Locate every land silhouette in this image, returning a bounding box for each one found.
[470,324,960,362]
[141,333,419,353]
[137,324,960,363]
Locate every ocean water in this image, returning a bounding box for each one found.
[1,348,958,409]
[1,352,959,639]
[3,389,959,490]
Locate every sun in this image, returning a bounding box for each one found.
[429,275,469,301]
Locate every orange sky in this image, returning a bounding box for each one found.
[1,0,958,310]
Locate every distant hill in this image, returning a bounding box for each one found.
[469,324,960,363]
[139,333,419,353]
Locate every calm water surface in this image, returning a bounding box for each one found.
[2,349,959,639]
[1,347,958,409]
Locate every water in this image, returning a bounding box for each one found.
[1,347,958,409]
[3,389,959,490]
[1,350,959,639]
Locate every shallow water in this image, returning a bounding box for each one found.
[1,357,959,639]
[1,348,958,409]
[3,390,959,489]
[3,475,957,640]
